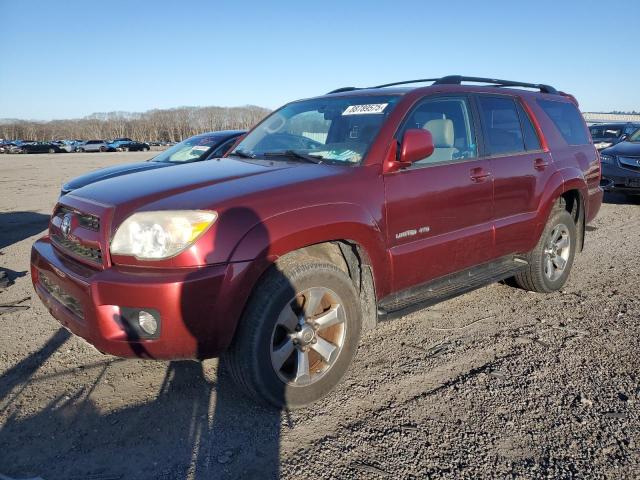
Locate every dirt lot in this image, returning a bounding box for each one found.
[0,152,638,479]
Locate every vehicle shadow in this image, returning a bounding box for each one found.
[0,208,285,479]
[603,191,640,205]
[0,211,50,250]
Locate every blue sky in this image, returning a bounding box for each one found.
[0,0,637,120]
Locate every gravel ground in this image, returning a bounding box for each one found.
[0,152,638,479]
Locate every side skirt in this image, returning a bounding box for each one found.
[377,255,528,321]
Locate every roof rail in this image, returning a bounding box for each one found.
[433,75,558,94]
[326,87,361,94]
[327,75,558,95]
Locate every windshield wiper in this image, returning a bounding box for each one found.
[229,149,255,159]
[263,150,324,164]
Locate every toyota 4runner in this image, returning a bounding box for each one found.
[31,76,603,407]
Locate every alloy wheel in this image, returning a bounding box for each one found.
[543,223,571,281]
[270,286,347,387]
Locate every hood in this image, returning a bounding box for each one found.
[63,161,170,192]
[602,141,640,157]
[70,157,300,207]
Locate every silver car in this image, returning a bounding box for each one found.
[77,140,108,152]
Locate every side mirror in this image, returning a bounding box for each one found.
[399,129,434,166]
[619,134,628,142]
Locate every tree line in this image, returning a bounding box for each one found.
[0,105,271,142]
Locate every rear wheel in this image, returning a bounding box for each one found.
[224,255,361,408]
[512,206,576,293]
[100,146,107,152]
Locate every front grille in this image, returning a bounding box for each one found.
[619,156,640,172]
[55,205,100,231]
[52,234,103,265]
[40,273,84,319]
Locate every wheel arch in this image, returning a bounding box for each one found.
[228,204,388,332]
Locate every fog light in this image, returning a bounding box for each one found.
[138,310,158,335]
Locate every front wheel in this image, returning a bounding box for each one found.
[512,207,577,293]
[224,255,362,408]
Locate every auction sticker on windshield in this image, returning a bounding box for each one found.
[342,104,388,115]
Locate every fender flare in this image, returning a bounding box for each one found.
[532,169,588,249]
[228,202,390,301]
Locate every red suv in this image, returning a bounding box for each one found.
[31,76,602,407]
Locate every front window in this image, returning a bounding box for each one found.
[629,129,640,142]
[151,135,220,163]
[230,95,401,165]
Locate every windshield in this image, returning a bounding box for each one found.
[629,129,640,142]
[230,95,400,165]
[151,135,219,163]
[589,125,623,139]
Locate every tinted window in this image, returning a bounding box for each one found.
[516,102,541,151]
[478,96,525,155]
[399,96,477,166]
[211,137,238,158]
[537,100,589,145]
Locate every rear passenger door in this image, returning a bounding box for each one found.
[384,95,494,292]
[475,94,554,257]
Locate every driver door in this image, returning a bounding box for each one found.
[384,95,494,292]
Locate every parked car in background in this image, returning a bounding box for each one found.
[107,139,151,152]
[20,142,66,154]
[60,130,245,195]
[600,128,640,199]
[52,140,82,152]
[77,140,109,152]
[589,123,640,150]
[0,141,20,153]
[33,76,601,408]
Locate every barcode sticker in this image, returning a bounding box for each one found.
[342,103,388,115]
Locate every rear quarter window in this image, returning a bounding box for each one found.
[537,100,589,146]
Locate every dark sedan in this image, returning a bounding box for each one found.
[589,123,640,150]
[600,128,640,199]
[20,142,66,154]
[107,139,151,152]
[61,130,245,195]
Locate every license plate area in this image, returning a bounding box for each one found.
[39,272,85,320]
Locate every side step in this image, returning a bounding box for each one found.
[377,256,528,320]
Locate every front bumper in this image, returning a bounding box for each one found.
[31,236,250,359]
[601,162,640,195]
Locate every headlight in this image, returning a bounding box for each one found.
[111,210,217,260]
[600,154,616,165]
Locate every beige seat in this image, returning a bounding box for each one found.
[419,118,458,163]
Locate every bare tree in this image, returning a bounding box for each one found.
[0,105,271,142]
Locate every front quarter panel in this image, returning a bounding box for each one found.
[227,203,390,298]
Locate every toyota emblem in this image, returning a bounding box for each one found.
[61,213,72,238]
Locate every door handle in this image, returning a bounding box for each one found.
[534,158,549,170]
[470,167,491,182]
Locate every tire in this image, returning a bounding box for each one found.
[48,148,55,154]
[100,146,107,152]
[224,254,362,408]
[512,206,576,293]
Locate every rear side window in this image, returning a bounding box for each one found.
[516,101,541,151]
[537,100,589,145]
[477,96,525,155]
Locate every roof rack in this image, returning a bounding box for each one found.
[327,75,558,95]
[433,75,558,94]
